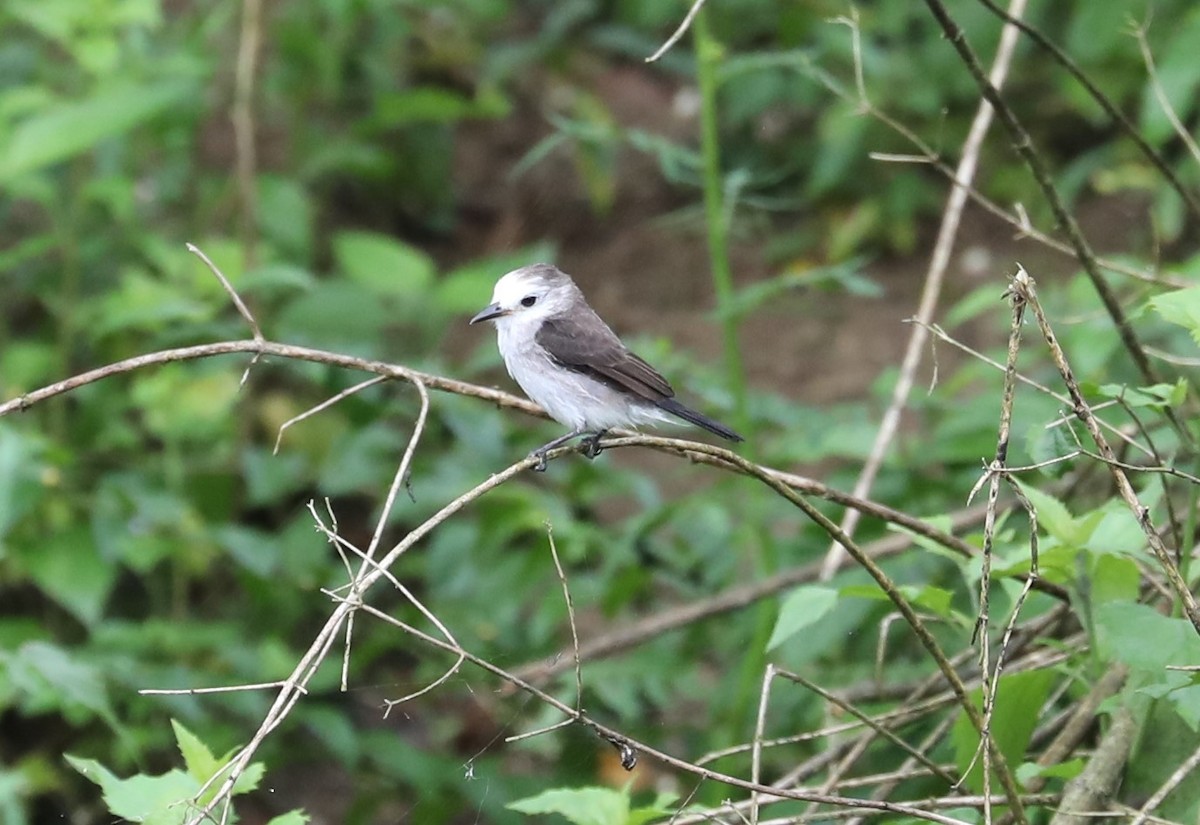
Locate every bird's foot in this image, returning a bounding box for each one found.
[581,430,607,460]
[530,450,549,472]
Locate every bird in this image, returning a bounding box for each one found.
[469,263,743,470]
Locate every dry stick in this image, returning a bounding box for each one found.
[799,610,953,814]
[1132,23,1200,167]
[751,664,776,825]
[1017,268,1200,634]
[750,796,1062,825]
[972,0,1200,221]
[309,499,464,705]
[645,0,707,63]
[140,681,301,696]
[776,608,1070,813]
[963,273,1029,825]
[350,602,976,825]
[183,454,541,825]
[341,378,432,691]
[1110,806,1189,825]
[774,668,958,786]
[920,0,1166,402]
[820,0,1028,580]
[187,244,263,343]
[1114,396,1187,557]
[844,714,961,825]
[1049,706,1139,825]
[274,375,388,454]
[0,338,540,420]
[545,523,583,714]
[698,692,958,766]
[232,0,263,269]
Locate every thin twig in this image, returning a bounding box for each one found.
[186,243,264,344]
[774,668,958,785]
[139,681,301,696]
[750,664,775,825]
[1131,22,1200,166]
[546,522,583,714]
[274,376,388,454]
[646,0,707,63]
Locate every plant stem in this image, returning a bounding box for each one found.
[694,6,778,751]
[694,7,749,439]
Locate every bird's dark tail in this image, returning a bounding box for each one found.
[656,397,744,442]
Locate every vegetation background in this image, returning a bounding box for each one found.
[2,0,1200,823]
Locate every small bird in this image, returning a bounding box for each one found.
[470,263,743,470]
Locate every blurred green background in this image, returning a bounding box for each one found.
[3,0,1200,822]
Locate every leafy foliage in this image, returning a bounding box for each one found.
[3,0,1200,822]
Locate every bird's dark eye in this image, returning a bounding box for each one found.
[521,295,538,307]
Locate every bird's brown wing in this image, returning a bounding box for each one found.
[535,313,675,402]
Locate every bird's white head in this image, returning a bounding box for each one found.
[469,263,579,329]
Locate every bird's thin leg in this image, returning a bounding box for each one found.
[581,429,608,459]
[530,429,586,472]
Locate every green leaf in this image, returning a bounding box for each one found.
[1013,482,1080,547]
[276,281,390,351]
[258,176,314,261]
[0,425,46,540]
[89,269,212,339]
[1089,554,1140,605]
[66,754,198,825]
[69,724,273,823]
[768,585,838,651]
[332,230,435,301]
[1081,506,1145,559]
[1094,381,1187,409]
[629,792,676,825]
[265,812,312,825]
[508,786,630,825]
[1016,758,1084,785]
[1149,286,1200,346]
[0,80,190,181]
[24,527,116,626]
[840,584,959,622]
[2,642,117,726]
[172,720,219,784]
[716,258,876,321]
[952,668,1055,794]
[1096,602,1200,674]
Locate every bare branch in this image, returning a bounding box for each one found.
[646,0,707,63]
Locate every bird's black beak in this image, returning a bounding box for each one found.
[469,303,509,324]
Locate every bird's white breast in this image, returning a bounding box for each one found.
[496,317,672,432]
